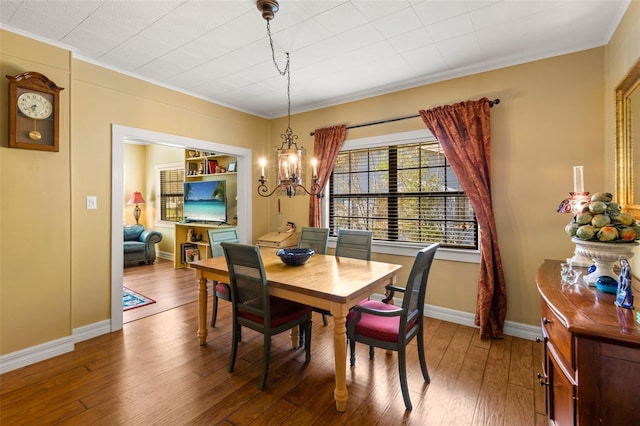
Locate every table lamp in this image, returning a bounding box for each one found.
[127,191,146,224]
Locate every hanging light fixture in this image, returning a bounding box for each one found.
[256,0,321,198]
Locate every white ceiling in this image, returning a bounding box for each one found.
[1,0,631,118]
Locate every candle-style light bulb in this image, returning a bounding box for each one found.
[259,158,267,178]
[311,158,318,178]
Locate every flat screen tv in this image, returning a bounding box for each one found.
[183,180,227,223]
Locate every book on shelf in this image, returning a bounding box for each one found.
[208,159,218,174]
[185,248,200,263]
[181,243,197,264]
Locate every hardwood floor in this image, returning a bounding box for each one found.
[123,258,196,323]
[1,261,548,425]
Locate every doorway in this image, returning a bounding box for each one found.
[111,125,252,332]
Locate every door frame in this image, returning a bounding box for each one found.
[111,125,252,331]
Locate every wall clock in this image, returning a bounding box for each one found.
[6,71,64,152]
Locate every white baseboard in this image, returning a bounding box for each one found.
[0,320,112,374]
[371,294,541,341]
[0,336,74,374]
[73,320,112,343]
[157,251,173,261]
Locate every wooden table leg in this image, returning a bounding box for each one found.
[333,315,348,412]
[197,274,208,345]
[290,326,299,348]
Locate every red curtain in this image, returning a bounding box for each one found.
[308,125,346,227]
[419,98,507,339]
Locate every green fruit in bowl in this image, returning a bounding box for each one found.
[565,222,579,237]
[576,225,596,240]
[591,214,611,227]
[619,227,637,241]
[575,212,593,225]
[612,213,635,226]
[588,201,607,214]
[597,226,618,241]
[633,224,640,239]
[607,202,621,215]
[591,192,613,202]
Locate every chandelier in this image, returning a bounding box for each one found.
[256,0,321,198]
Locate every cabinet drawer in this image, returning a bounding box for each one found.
[548,349,576,426]
[541,302,573,369]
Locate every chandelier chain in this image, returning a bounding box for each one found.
[266,20,292,131]
[256,0,321,199]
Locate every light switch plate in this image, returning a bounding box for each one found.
[86,196,97,210]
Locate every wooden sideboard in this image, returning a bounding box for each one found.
[536,260,640,425]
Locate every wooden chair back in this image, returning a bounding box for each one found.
[298,227,330,254]
[208,228,240,258]
[335,229,373,260]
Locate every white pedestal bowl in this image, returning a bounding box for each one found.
[572,237,638,285]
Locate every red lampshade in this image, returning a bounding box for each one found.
[127,192,146,205]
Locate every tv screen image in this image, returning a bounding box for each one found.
[183,180,226,223]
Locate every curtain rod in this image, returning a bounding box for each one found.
[309,98,500,136]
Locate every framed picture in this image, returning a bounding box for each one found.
[228,161,237,172]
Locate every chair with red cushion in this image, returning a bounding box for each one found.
[207,228,240,327]
[346,243,439,410]
[221,241,313,390]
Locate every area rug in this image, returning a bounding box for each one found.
[123,287,156,311]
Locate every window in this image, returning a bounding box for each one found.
[329,137,477,250]
[157,165,184,223]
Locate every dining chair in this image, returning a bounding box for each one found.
[309,228,375,326]
[297,226,330,255]
[346,243,439,410]
[221,241,313,391]
[335,228,373,260]
[295,226,331,333]
[207,227,240,327]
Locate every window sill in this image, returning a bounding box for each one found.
[327,239,480,264]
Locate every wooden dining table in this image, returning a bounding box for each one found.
[189,247,402,412]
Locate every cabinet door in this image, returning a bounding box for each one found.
[548,350,575,426]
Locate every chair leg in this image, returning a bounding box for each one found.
[349,337,356,366]
[210,293,219,327]
[398,347,412,410]
[298,323,305,348]
[322,313,328,326]
[228,323,240,373]
[259,335,272,390]
[417,327,430,383]
[369,345,375,359]
[304,318,312,363]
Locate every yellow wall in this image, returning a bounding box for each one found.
[1,34,72,352]
[1,0,639,357]
[1,30,268,353]
[123,144,146,226]
[269,48,607,326]
[605,0,640,274]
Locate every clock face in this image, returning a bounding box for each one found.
[17,92,53,119]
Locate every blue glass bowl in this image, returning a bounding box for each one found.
[276,248,314,266]
[595,276,618,294]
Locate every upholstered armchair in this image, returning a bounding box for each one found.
[123,224,163,266]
